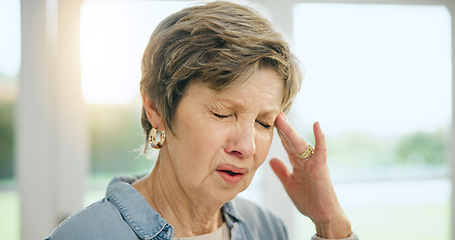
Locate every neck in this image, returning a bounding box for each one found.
[134,151,224,237]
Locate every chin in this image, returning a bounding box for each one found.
[220,185,249,203]
[207,187,244,206]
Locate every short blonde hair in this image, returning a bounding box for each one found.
[140,1,302,142]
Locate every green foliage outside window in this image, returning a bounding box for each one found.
[89,104,153,176]
[0,73,15,180]
[396,130,448,165]
[325,128,449,168]
[0,101,14,179]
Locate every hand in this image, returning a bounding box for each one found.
[270,113,352,239]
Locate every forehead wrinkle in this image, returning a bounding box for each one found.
[203,69,283,115]
[214,95,251,111]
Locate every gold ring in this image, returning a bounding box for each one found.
[297,143,314,159]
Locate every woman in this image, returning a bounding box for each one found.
[47,1,357,239]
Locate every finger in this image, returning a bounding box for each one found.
[276,125,292,152]
[275,113,293,149]
[275,113,308,154]
[313,122,327,162]
[313,122,326,151]
[269,158,291,186]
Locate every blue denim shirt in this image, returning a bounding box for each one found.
[46,176,289,240]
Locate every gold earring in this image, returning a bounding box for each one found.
[148,127,165,149]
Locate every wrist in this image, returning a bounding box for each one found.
[314,214,352,239]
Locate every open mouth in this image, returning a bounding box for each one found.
[219,170,240,176]
[216,164,248,185]
[216,164,248,175]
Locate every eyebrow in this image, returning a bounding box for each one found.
[257,111,279,118]
[213,96,280,117]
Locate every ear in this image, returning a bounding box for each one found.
[142,92,165,131]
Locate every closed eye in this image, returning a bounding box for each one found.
[213,111,271,129]
[213,112,230,119]
[256,120,271,129]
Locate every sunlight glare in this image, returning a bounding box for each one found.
[80,1,191,104]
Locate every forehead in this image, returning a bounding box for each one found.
[186,68,284,112]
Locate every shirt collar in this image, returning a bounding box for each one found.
[106,176,243,239]
[105,176,173,240]
[222,200,245,227]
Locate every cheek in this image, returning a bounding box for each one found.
[180,122,227,171]
[254,131,274,165]
[195,122,227,151]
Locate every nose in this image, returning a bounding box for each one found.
[225,121,256,158]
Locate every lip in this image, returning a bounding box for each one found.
[216,164,248,185]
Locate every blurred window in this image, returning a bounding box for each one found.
[0,0,21,239]
[293,4,451,240]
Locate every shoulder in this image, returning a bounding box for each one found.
[230,198,288,239]
[46,198,138,240]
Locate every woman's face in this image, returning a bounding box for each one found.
[163,67,284,204]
